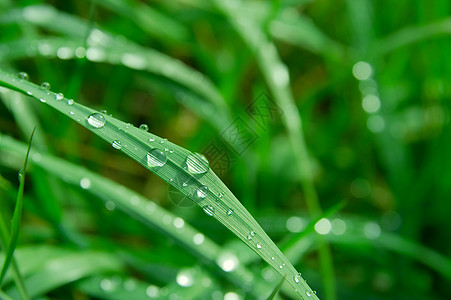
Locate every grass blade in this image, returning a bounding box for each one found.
[0,67,317,298]
[0,127,34,289]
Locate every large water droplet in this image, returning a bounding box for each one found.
[56,93,64,100]
[112,140,122,149]
[147,149,167,167]
[17,72,29,80]
[40,82,50,90]
[185,153,209,175]
[195,185,208,200]
[294,273,302,283]
[203,205,215,216]
[87,113,106,128]
[139,124,148,131]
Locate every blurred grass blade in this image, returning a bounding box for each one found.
[0,68,316,299]
[267,275,286,300]
[0,128,34,289]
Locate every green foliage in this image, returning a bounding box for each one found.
[1,0,451,299]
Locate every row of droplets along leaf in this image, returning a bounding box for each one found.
[1,70,318,299]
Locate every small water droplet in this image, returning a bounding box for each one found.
[182,182,188,187]
[149,137,155,142]
[160,138,167,144]
[147,149,167,167]
[17,72,29,80]
[250,230,256,237]
[218,192,224,198]
[139,124,148,131]
[169,150,174,154]
[306,291,313,297]
[195,185,208,200]
[271,257,275,260]
[203,205,215,216]
[100,109,107,114]
[69,111,75,115]
[56,93,64,100]
[18,169,24,181]
[185,153,209,175]
[256,243,262,249]
[26,91,33,95]
[125,123,131,129]
[294,273,302,283]
[247,235,253,240]
[67,99,74,105]
[40,82,50,90]
[40,98,46,103]
[226,208,234,216]
[87,113,106,128]
[112,140,122,149]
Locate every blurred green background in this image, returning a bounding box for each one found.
[1,0,451,299]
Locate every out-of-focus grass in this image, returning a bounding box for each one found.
[1,0,451,299]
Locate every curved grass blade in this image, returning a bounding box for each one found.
[0,68,317,298]
[0,128,34,292]
[267,275,286,300]
[0,134,268,298]
[5,250,122,299]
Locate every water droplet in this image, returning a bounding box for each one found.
[139,124,148,131]
[17,72,29,80]
[160,138,167,144]
[69,111,75,115]
[250,230,256,237]
[112,140,122,149]
[26,91,33,96]
[67,99,74,105]
[169,150,174,154]
[125,123,131,129]
[40,82,50,90]
[18,169,24,182]
[195,185,208,200]
[271,256,275,260]
[306,291,313,297]
[294,273,302,283]
[149,137,155,142]
[247,234,253,240]
[56,93,64,100]
[218,192,224,198]
[147,149,167,167]
[40,98,46,103]
[87,113,106,128]
[185,153,209,175]
[226,208,234,216]
[100,109,107,114]
[203,205,215,216]
[256,243,262,249]
[80,177,91,189]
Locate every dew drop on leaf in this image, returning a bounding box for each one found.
[112,140,122,150]
[256,243,262,249]
[203,205,215,216]
[139,124,149,131]
[87,113,106,129]
[185,153,209,175]
[17,72,29,80]
[226,208,234,216]
[195,185,208,200]
[147,149,167,167]
[56,93,64,100]
[294,273,302,283]
[40,82,50,90]
[67,99,74,105]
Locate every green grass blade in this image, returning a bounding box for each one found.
[211,1,332,298]
[0,133,270,298]
[0,68,317,298]
[0,127,34,288]
[267,275,286,300]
